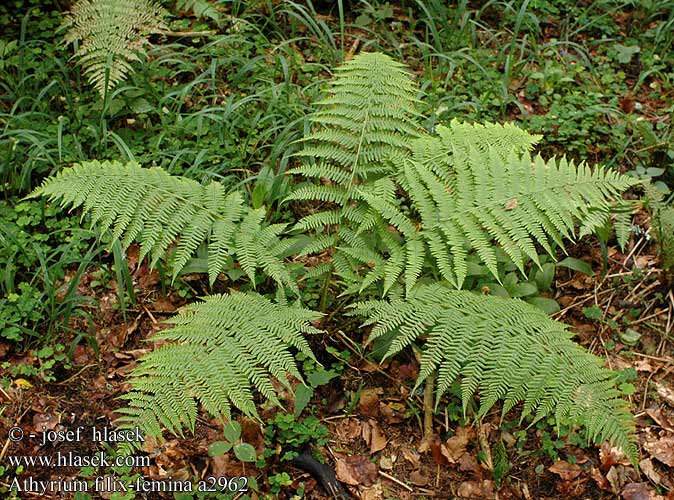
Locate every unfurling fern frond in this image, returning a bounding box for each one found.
[356,124,639,292]
[116,291,322,437]
[351,284,638,465]
[61,0,168,96]
[29,160,297,292]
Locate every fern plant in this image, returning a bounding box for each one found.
[290,54,638,297]
[291,52,640,463]
[61,0,168,97]
[30,160,312,441]
[116,291,321,436]
[30,52,641,469]
[353,124,639,294]
[351,284,638,464]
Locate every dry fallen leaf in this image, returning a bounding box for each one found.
[644,437,674,467]
[600,442,632,470]
[359,389,380,417]
[457,480,495,499]
[655,382,674,407]
[591,467,611,491]
[645,408,674,431]
[335,455,378,486]
[458,452,480,473]
[402,448,420,468]
[638,459,661,485]
[441,426,475,463]
[360,483,384,500]
[410,470,429,486]
[549,461,582,481]
[336,417,362,441]
[622,482,653,500]
[367,419,388,454]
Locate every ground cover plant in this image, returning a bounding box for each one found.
[1,1,673,499]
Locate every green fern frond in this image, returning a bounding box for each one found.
[289,52,421,189]
[116,291,322,437]
[360,126,639,292]
[351,284,638,465]
[61,0,168,96]
[29,160,297,292]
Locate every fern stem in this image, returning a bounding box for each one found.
[318,266,333,312]
[422,373,435,441]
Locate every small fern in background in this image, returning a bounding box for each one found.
[351,284,638,465]
[29,160,299,293]
[116,291,322,437]
[61,0,168,97]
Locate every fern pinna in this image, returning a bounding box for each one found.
[30,160,298,293]
[352,284,638,465]
[116,291,321,437]
[61,0,167,96]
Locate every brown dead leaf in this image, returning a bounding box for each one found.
[600,442,632,470]
[505,198,518,210]
[72,344,94,365]
[607,465,635,495]
[379,455,394,470]
[639,459,661,485]
[591,467,611,491]
[367,419,388,454]
[419,433,448,465]
[151,297,177,313]
[655,382,674,407]
[335,455,378,486]
[644,437,674,466]
[33,412,58,432]
[0,342,10,358]
[645,408,673,430]
[622,482,653,500]
[458,452,480,473]
[410,470,429,486]
[441,426,475,463]
[107,320,139,348]
[360,360,381,373]
[359,389,380,417]
[360,483,384,500]
[380,402,404,424]
[549,461,582,481]
[402,448,420,468]
[138,269,161,288]
[336,417,362,441]
[457,480,496,499]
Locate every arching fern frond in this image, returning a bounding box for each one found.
[351,284,638,465]
[286,51,422,231]
[358,125,639,292]
[286,52,422,286]
[116,291,322,437]
[61,0,168,96]
[29,160,298,292]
